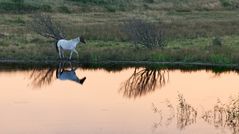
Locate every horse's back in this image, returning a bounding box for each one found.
[57,39,75,50]
[57,39,68,46]
[58,71,78,80]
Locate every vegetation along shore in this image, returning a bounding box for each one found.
[0,0,239,65]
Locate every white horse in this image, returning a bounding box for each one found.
[56,37,86,59]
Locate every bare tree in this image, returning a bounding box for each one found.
[120,68,169,98]
[29,13,65,40]
[123,18,166,49]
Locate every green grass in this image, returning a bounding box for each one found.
[0,33,239,64]
[0,0,238,13]
[0,0,239,65]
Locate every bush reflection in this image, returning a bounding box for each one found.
[120,68,169,98]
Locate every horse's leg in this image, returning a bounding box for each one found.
[69,62,73,70]
[58,47,62,59]
[62,50,65,58]
[69,50,73,60]
[73,49,79,58]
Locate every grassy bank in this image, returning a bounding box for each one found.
[0,0,239,65]
[1,35,239,64]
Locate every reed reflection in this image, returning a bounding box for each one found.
[29,61,86,88]
[202,96,239,134]
[152,93,239,133]
[152,100,175,129]
[120,68,169,98]
[152,94,197,130]
[177,93,197,130]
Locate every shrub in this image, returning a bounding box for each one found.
[220,0,231,7]
[68,0,131,11]
[212,36,223,46]
[104,5,117,12]
[58,6,71,13]
[123,18,166,49]
[11,0,24,4]
[0,2,39,13]
[40,4,52,12]
[0,1,52,13]
[144,0,154,3]
[68,0,107,5]
[219,0,239,9]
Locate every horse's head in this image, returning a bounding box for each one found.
[76,77,87,85]
[80,36,86,44]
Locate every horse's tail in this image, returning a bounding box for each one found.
[55,40,59,53]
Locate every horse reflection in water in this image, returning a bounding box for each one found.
[29,61,86,88]
[56,62,86,84]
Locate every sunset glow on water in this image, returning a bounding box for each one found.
[1,67,239,134]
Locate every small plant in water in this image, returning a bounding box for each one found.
[202,95,239,134]
[177,93,197,129]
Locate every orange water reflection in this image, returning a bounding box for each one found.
[0,68,239,134]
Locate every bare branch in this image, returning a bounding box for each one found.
[29,13,65,40]
[122,18,166,49]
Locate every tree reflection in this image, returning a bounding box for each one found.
[120,68,169,98]
[29,68,55,88]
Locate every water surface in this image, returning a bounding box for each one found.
[1,63,239,134]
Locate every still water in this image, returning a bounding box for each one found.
[1,63,239,134]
